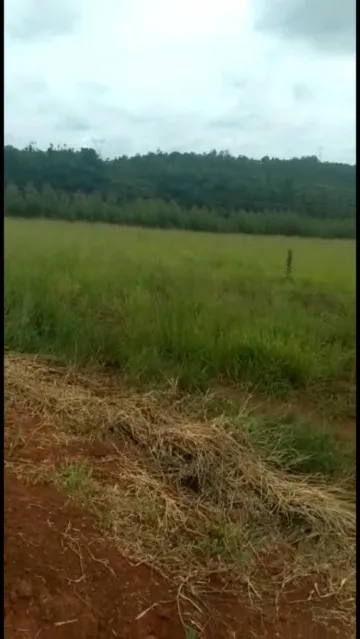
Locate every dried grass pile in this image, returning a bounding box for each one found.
[5,352,355,615]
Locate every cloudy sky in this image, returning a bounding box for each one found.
[5,0,356,162]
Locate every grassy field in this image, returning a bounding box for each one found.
[5,218,355,412]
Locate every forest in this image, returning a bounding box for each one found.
[4,144,356,237]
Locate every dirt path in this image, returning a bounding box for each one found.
[5,410,352,639]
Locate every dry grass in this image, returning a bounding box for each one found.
[5,352,356,630]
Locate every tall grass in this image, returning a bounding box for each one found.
[5,219,355,405]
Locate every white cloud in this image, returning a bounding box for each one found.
[5,0,356,163]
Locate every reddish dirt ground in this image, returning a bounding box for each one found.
[4,408,353,639]
[5,469,348,639]
[5,470,186,639]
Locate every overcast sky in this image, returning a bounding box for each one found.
[5,0,356,163]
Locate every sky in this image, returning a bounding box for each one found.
[5,0,356,163]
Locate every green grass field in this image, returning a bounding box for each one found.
[5,218,355,412]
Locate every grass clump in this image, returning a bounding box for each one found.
[241,413,355,477]
[54,460,99,507]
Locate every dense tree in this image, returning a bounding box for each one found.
[4,144,356,238]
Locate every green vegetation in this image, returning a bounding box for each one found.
[4,145,355,238]
[5,218,355,412]
[54,460,100,508]
[242,413,355,476]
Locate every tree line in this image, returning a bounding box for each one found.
[4,144,356,238]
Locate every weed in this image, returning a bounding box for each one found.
[241,413,355,477]
[55,460,98,505]
[285,247,293,278]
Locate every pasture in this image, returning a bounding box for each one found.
[5,218,356,413]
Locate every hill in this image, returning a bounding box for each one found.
[4,145,356,237]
